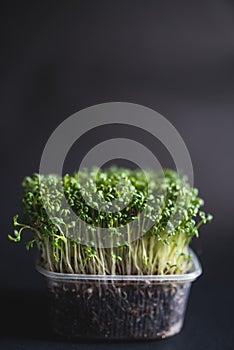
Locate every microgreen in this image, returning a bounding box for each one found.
[9,168,212,275]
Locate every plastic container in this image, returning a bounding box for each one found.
[37,249,202,340]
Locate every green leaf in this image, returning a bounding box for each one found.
[13,214,19,226]
[26,239,36,250]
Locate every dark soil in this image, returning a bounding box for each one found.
[47,279,191,340]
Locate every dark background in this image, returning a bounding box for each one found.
[1,0,234,349]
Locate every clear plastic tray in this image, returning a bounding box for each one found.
[37,249,202,340]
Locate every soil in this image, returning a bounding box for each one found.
[47,279,190,340]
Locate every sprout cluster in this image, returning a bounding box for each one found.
[9,167,212,275]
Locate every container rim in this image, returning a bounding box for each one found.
[36,248,202,283]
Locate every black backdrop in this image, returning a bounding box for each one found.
[1,1,234,349]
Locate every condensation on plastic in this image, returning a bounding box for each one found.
[37,249,202,340]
